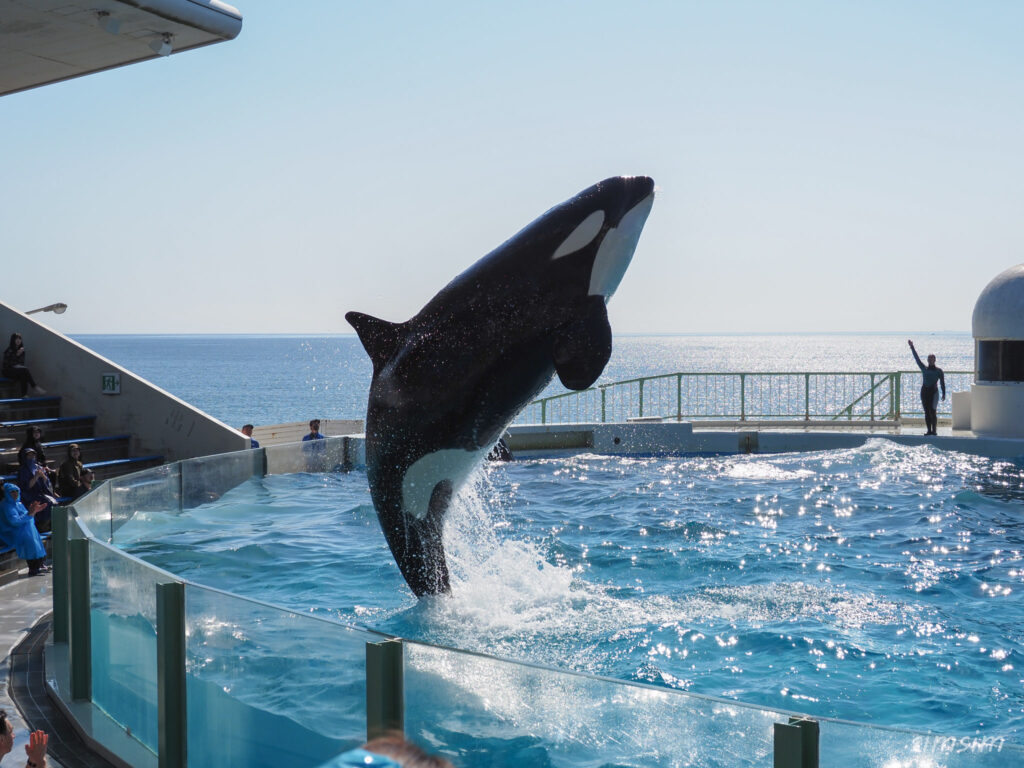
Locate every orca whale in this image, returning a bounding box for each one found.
[347,176,655,596]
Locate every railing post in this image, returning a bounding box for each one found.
[541,399,546,425]
[804,374,810,421]
[870,374,875,421]
[894,373,902,421]
[68,538,91,701]
[51,505,70,643]
[157,582,188,768]
[366,639,404,741]
[740,374,746,421]
[601,387,607,423]
[638,379,645,418]
[774,717,819,768]
[677,374,682,421]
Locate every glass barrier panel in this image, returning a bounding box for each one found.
[405,642,785,768]
[88,540,167,755]
[819,717,1022,767]
[181,450,262,509]
[108,462,182,538]
[265,436,351,476]
[184,584,383,768]
[69,481,112,540]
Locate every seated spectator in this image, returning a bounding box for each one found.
[17,448,56,533]
[19,426,56,484]
[2,333,45,399]
[80,468,95,495]
[58,443,86,498]
[332,735,453,767]
[241,424,260,449]
[0,484,49,577]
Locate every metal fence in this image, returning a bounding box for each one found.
[517,371,973,425]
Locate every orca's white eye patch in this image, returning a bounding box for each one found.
[552,210,605,260]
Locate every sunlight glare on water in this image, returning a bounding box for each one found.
[118,439,1024,746]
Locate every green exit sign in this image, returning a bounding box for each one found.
[101,372,121,395]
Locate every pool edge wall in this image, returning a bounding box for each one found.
[43,428,1024,768]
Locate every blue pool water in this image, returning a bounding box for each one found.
[116,440,1024,745]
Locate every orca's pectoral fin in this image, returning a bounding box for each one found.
[552,296,612,390]
[346,311,404,371]
[395,481,452,597]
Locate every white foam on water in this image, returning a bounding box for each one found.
[438,468,579,635]
[422,464,913,677]
[722,460,816,482]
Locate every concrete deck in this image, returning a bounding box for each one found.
[505,421,1024,459]
[0,570,64,768]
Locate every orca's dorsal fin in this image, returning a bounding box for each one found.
[346,311,404,371]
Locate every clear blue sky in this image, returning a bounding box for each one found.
[3,1,1021,334]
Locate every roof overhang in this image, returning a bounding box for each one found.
[0,0,242,97]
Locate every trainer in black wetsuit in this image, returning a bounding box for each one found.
[908,340,946,436]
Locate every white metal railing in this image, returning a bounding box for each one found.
[518,371,973,425]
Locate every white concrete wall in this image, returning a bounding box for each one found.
[510,421,1024,459]
[264,436,358,475]
[0,301,246,461]
[251,420,363,447]
[970,383,1024,439]
[952,391,972,431]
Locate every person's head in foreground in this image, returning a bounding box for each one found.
[0,709,48,767]
[332,734,453,768]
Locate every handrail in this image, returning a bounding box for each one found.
[520,370,973,425]
[833,372,893,421]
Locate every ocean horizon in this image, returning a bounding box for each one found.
[73,332,975,429]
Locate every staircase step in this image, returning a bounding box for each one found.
[0,415,96,442]
[0,435,133,473]
[50,435,133,464]
[0,378,19,399]
[3,457,164,487]
[85,455,164,484]
[0,396,61,422]
[0,533,52,584]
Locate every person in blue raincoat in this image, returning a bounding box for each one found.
[0,483,48,576]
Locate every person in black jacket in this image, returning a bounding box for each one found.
[2,333,45,398]
[908,340,946,436]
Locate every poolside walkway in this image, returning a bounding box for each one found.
[0,570,65,768]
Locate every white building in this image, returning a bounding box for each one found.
[969,263,1024,438]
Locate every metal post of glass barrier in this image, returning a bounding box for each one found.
[773,717,819,768]
[157,581,187,768]
[68,538,91,701]
[51,505,69,643]
[366,639,404,741]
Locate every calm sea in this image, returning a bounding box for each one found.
[74,333,973,430]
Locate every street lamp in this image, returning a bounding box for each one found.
[26,303,67,315]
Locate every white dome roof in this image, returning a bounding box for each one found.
[972,263,1024,339]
